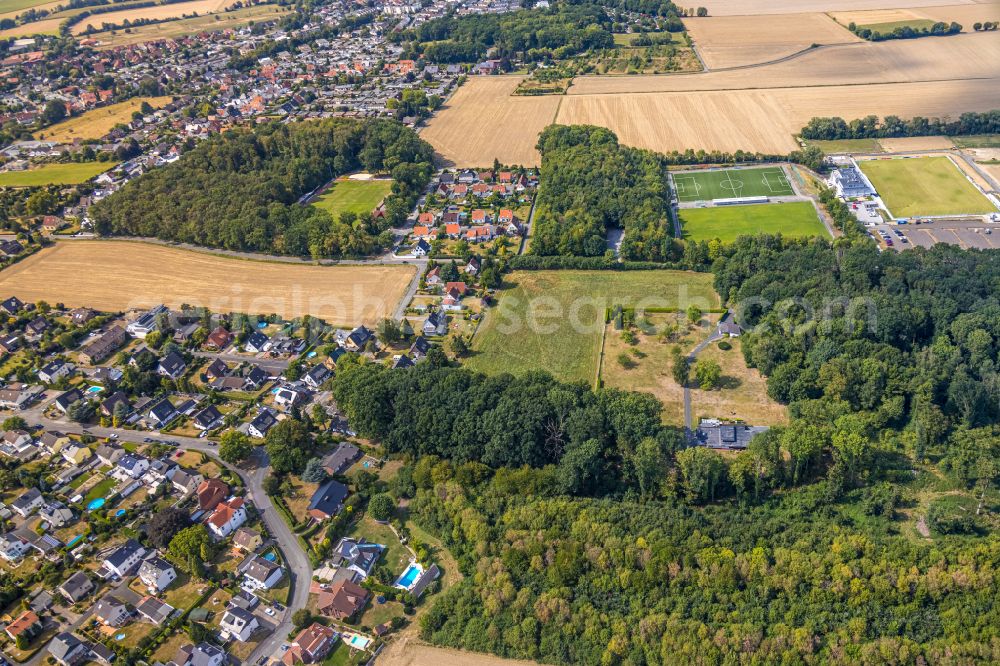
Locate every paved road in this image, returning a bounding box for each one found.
[191,351,290,374]
[2,402,313,666]
[683,315,728,435]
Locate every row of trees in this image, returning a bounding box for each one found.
[848,19,961,41]
[90,118,434,257]
[800,110,1000,139]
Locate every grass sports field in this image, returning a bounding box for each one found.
[0,162,114,187]
[680,201,826,243]
[310,178,393,219]
[673,167,794,202]
[859,157,996,217]
[466,270,719,384]
[0,241,414,325]
[35,97,172,143]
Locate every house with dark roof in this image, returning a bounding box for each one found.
[302,364,332,389]
[100,391,131,418]
[320,442,360,476]
[53,388,84,414]
[423,312,447,336]
[204,359,229,382]
[219,606,258,642]
[308,479,348,521]
[59,571,95,603]
[247,408,277,438]
[244,331,270,353]
[136,596,175,625]
[102,539,146,578]
[344,325,373,352]
[157,351,187,379]
[94,594,130,626]
[48,632,89,666]
[241,554,284,591]
[146,399,178,428]
[192,405,223,431]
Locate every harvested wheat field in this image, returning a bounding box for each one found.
[979,163,1000,191]
[569,31,1000,95]
[0,241,414,325]
[0,16,61,36]
[419,76,560,166]
[35,97,173,143]
[379,639,541,666]
[833,3,999,25]
[695,0,981,16]
[686,13,859,69]
[71,0,237,34]
[879,136,956,151]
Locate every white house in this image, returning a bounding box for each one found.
[138,556,177,593]
[219,607,259,642]
[207,497,247,538]
[10,488,43,518]
[0,532,31,562]
[114,453,150,480]
[94,595,130,627]
[241,555,284,591]
[103,539,146,578]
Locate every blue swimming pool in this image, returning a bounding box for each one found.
[87,497,106,511]
[263,552,276,561]
[307,351,317,358]
[86,385,104,394]
[115,509,126,517]
[397,564,421,589]
[66,535,83,548]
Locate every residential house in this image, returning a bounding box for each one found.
[39,431,70,455]
[412,238,431,257]
[244,331,270,353]
[241,555,284,591]
[48,632,89,666]
[61,443,91,466]
[331,537,383,580]
[273,386,307,410]
[138,557,177,593]
[53,388,84,414]
[317,579,369,620]
[0,531,31,562]
[96,443,124,466]
[115,453,150,480]
[157,351,187,379]
[39,501,74,527]
[247,408,277,438]
[219,607,258,642]
[302,364,332,389]
[136,596,174,625]
[423,312,447,336]
[69,308,96,325]
[197,479,229,512]
[38,359,74,383]
[192,405,223,431]
[146,399,178,428]
[283,623,338,665]
[409,336,431,360]
[204,359,229,382]
[0,296,23,315]
[5,609,41,641]
[94,594,130,627]
[175,643,226,666]
[343,325,373,352]
[0,429,36,460]
[243,366,269,390]
[102,539,146,578]
[11,487,43,518]
[425,266,441,286]
[58,571,95,604]
[392,355,414,369]
[308,479,348,521]
[78,326,128,364]
[205,326,234,350]
[171,468,203,495]
[464,255,481,275]
[207,497,247,538]
[100,391,130,418]
[232,527,262,553]
[320,442,360,476]
[0,383,42,409]
[126,305,167,339]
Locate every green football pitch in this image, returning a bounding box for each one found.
[673,167,794,202]
[679,201,828,243]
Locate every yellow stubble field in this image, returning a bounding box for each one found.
[419,76,561,167]
[0,241,415,325]
[685,13,860,69]
[693,0,982,16]
[70,0,237,34]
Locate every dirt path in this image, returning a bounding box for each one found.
[377,637,541,666]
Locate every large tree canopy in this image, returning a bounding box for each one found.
[91,118,434,257]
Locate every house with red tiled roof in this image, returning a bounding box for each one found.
[466,225,494,242]
[207,496,246,538]
[282,623,338,665]
[470,209,490,224]
[317,580,369,620]
[197,478,229,511]
[444,223,461,238]
[5,610,41,641]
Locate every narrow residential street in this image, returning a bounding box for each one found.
[0,403,314,666]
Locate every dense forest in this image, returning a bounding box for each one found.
[396,4,615,64]
[801,110,999,140]
[337,234,1000,663]
[90,118,434,257]
[530,125,675,261]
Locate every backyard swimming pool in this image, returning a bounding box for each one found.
[86,385,104,394]
[87,497,106,511]
[263,552,276,561]
[345,634,371,650]
[395,563,422,590]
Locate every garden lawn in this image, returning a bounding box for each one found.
[466,270,719,384]
[310,179,393,219]
[679,201,827,243]
[859,156,996,217]
[0,161,115,187]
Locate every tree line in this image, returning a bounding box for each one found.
[801,110,1000,140]
[90,118,434,257]
[848,19,961,41]
[394,4,615,64]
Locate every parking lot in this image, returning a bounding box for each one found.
[870,220,1000,251]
